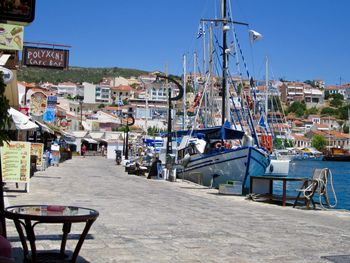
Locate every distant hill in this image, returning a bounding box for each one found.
[17,66,149,84]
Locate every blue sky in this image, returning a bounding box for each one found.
[24,0,350,85]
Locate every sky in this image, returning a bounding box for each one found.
[23,0,350,85]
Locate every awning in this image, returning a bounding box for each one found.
[82,138,98,144]
[8,107,39,130]
[35,121,54,134]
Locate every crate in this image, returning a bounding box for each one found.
[219,181,242,195]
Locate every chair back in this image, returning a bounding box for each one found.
[312,168,329,182]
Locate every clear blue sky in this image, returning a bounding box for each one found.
[24,0,350,85]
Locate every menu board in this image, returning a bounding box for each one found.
[0,141,30,183]
[30,143,43,167]
[0,23,24,51]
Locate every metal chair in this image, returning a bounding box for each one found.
[293,168,329,209]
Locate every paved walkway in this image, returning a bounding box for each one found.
[4,157,350,262]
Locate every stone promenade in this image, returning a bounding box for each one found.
[4,157,350,262]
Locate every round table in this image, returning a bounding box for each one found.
[4,205,99,263]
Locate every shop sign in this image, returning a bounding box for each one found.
[0,141,30,183]
[30,91,47,116]
[30,143,44,167]
[0,23,24,50]
[22,46,69,69]
[0,0,36,24]
[0,66,14,84]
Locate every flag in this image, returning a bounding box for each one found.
[197,25,205,39]
[258,114,267,129]
[249,30,263,43]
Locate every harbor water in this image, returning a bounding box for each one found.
[274,160,350,210]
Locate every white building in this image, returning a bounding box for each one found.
[57,82,80,97]
[83,82,96,104]
[96,85,111,104]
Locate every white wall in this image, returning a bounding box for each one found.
[83,82,96,104]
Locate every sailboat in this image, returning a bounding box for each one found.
[175,0,270,194]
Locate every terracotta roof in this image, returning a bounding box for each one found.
[111,85,133,92]
[313,123,329,129]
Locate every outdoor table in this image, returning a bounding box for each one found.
[249,176,309,206]
[4,205,99,263]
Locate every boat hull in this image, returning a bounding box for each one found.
[177,146,269,194]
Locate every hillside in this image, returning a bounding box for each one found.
[17,66,149,84]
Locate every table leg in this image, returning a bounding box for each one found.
[60,222,71,255]
[13,219,29,258]
[71,220,95,263]
[24,219,36,262]
[282,180,287,206]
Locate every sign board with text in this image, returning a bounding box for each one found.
[22,46,69,69]
[0,0,36,24]
[30,143,44,167]
[0,23,24,50]
[0,141,30,183]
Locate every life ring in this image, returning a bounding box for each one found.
[214,142,222,149]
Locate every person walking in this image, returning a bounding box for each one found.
[101,145,105,157]
[82,144,87,158]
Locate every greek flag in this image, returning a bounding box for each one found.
[197,25,205,39]
[249,30,263,43]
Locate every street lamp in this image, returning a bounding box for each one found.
[155,74,184,167]
[122,113,135,160]
[79,99,83,130]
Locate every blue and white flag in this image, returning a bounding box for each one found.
[249,30,263,43]
[197,25,205,39]
[258,114,267,129]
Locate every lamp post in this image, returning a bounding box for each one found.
[79,99,83,130]
[123,113,135,160]
[155,74,184,169]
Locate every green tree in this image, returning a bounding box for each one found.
[288,101,306,117]
[324,90,330,100]
[273,138,284,150]
[320,107,337,116]
[311,134,326,151]
[306,106,318,116]
[343,126,349,134]
[98,104,105,109]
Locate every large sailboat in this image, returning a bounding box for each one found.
[176,0,270,194]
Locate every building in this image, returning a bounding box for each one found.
[279,82,304,104]
[304,88,324,108]
[111,85,134,105]
[95,85,111,104]
[83,82,96,104]
[57,82,82,97]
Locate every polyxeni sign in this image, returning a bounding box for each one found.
[22,46,69,69]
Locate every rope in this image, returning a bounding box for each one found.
[301,168,337,209]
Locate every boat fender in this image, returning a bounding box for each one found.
[269,164,274,173]
[242,134,253,147]
[214,142,222,149]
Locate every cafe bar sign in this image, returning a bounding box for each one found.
[22,46,69,69]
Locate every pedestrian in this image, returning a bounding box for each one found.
[101,145,105,157]
[82,144,87,158]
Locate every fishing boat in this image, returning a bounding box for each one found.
[175,0,270,194]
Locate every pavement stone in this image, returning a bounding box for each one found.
[4,156,350,263]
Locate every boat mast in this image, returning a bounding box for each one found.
[183,54,187,130]
[222,0,228,126]
[265,56,269,115]
[209,23,214,126]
